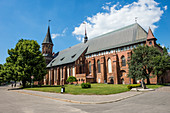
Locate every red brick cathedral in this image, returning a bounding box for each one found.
[42,23,170,85]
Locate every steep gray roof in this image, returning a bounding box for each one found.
[47,43,88,67]
[43,26,53,44]
[86,23,147,54]
[47,23,148,67]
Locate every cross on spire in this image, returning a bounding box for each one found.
[48,20,51,27]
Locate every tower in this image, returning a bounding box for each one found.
[42,26,54,64]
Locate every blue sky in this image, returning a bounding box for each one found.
[0,0,169,64]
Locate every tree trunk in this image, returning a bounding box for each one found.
[141,78,146,89]
[22,80,26,88]
[146,77,150,84]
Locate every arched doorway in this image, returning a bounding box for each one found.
[120,70,126,84]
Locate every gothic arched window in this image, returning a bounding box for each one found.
[121,56,126,66]
[108,58,112,73]
[89,61,91,74]
[97,60,101,73]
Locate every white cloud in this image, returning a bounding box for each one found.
[164,5,167,10]
[73,0,165,41]
[52,27,68,39]
[102,6,109,11]
[106,2,111,5]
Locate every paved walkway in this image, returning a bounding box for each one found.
[9,88,142,104]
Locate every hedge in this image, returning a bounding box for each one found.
[127,84,141,89]
[81,83,91,88]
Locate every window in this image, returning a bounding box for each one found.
[67,67,69,78]
[108,58,112,73]
[73,66,75,76]
[149,41,152,45]
[60,57,65,61]
[89,61,91,74]
[121,48,123,51]
[121,56,126,66]
[71,54,76,58]
[79,66,82,74]
[97,60,101,73]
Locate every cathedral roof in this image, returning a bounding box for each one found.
[47,23,148,67]
[43,26,53,44]
[47,43,88,67]
[86,23,147,54]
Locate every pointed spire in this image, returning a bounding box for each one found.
[84,23,88,43]
[147,27,156,40]
[43,26,53,44]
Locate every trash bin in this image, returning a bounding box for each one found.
[61,86,65,93]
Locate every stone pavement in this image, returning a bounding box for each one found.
[10,88,142,104]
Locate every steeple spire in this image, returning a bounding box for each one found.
[43,25,53,44]
[147,27,156,40]
[83,22,88,43]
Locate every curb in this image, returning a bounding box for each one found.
[11,90,143,104]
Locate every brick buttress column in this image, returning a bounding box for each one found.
[57,67,60,85]
[48,70,51,85]
[100,55,105,83]
[112,54,119,84]
[63,66,67,84]
[54,68,57,85]
[91,58,95,82]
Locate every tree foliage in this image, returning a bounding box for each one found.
[1,39,47,87]
[128,45,161,85]
[152,47,170,84]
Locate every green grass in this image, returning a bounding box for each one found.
[24,84,164,95]
[146,84,164,89]
[24,84,130,95]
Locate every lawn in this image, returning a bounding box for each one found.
[24,84,130,95]
[24,84,164,95]
[146,84,164,89]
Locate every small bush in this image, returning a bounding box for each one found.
[127,84,141,89]
[66,76,77,84]
[81,83,91,88]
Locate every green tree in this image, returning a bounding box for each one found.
[5,39,47,87]
[128,45,161,88]
[66,76,77,84]
[152,47,170,84]
[0,64,4,84]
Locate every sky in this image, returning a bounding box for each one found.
[0,0,169,64]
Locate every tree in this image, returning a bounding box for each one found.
[128,45,161,88]
[152,47,170,84]
[4,39,47,87]
[66,76,77,84]
[0,64,4,84]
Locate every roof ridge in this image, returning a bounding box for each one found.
[88,23,138,41]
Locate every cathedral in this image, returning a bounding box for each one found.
[42,23,170,85]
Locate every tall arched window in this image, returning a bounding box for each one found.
[97,60,101,73]
[121,56,126,66]
[108,58,112,73]
[89,61,91,74]
[79,66,82,74]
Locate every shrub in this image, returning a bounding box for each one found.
[66,76,77,84]
[81,83,91,88]
[127,84,141,89]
